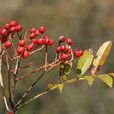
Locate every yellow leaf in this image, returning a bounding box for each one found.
[84,76,95,87]
[77,50,94,75]
[91,41,112,74]
[58,84,64,93]
[97,74,113,87]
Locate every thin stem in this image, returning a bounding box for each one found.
[15,60,59,81]
[15,71,46,109]
[16,77,84,110]
[0,41,10,111]
[44,45,48,70]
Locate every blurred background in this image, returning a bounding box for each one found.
[0,0,114,114]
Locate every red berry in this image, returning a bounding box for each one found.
[16,25,23,32]
[37,38,44,45]
[60,54,68,60]
[74,49,83,57]
[17,47,25,54]
[35,30,40,36]
[30,28,36,33]
[60,45,66,51]
[19,40,25,47]
[10,21,18,27]
[8,111,14,114]
[1,29,7,36]
[39,26,46,33]
[30,33,35,39]
[5,24,11,29]
[56,46,61,52]
[66,49,71,54]
[32,39,37,44]
[26,43,35,51]
[66,38,72,45]
[1,37,7,43]
[4,41,12,48]
[59,36,66,42]
[48,39,54,46]
[10,27,16,32]
[43,38,49,45]
[23,51,29,58]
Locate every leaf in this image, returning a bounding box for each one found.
[84,76,95,86]
[47,83,54,89]
[77,50,94,75]
[60,62,72,81]
[64,63,72,75]
[91,41,112,74]
[97,74,113,87]
[58,84,64,93]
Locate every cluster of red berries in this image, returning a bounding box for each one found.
[17,26,54,58]
[0,20,23,48]
[56,36,83,60]
[0,21,83,59]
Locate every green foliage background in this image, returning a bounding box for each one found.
[0,0,114,114]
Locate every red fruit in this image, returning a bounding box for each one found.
[23,51,29,58]
[43,38,49,45]
[66,38,72,45]
[30,33,35,39]
[39,26,46,33]
[60,54,68,60]
[10,27,16,32]
[60,45,66,51]
[16,25,23,32]
[5,24,11,29]
[56,46,61,53]
[59,35,66,42]
[30,28,36,33]
[26,43,35,51]
[1,29,7,36]
[48,39,54,46]
[10,21,18,27]
[19,40,25,47]
[1,37,7,43]
[8,111,14,114]
[66,49,71,54]
[32,39,37,44]
[74,49,83,57]
[35,30,40,36]
[37,38,44,45]
[17,47,25,54]
[4,41,12,48]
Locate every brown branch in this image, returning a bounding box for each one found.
[15,60,59,81]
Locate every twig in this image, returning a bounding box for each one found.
[16,77,85,110]
[0,41,10,111]
[44,45,48,70]
[15,60,59,81]
[15,71,46,109]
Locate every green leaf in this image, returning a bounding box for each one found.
[77,50,94,75]
[97,74,113,87]
[64,63,72,75]
[60,62,72,81]
[84,76,95,86]
[58,84,64,93]
[91,41,112,74]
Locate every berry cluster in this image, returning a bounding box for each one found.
[0,20,83,60]
[0,20,23,48]
[56,36,83,61]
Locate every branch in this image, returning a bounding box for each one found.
[16,77,85,110]
[0,41,10,111]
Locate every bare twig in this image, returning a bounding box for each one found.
[0,41,10,111]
